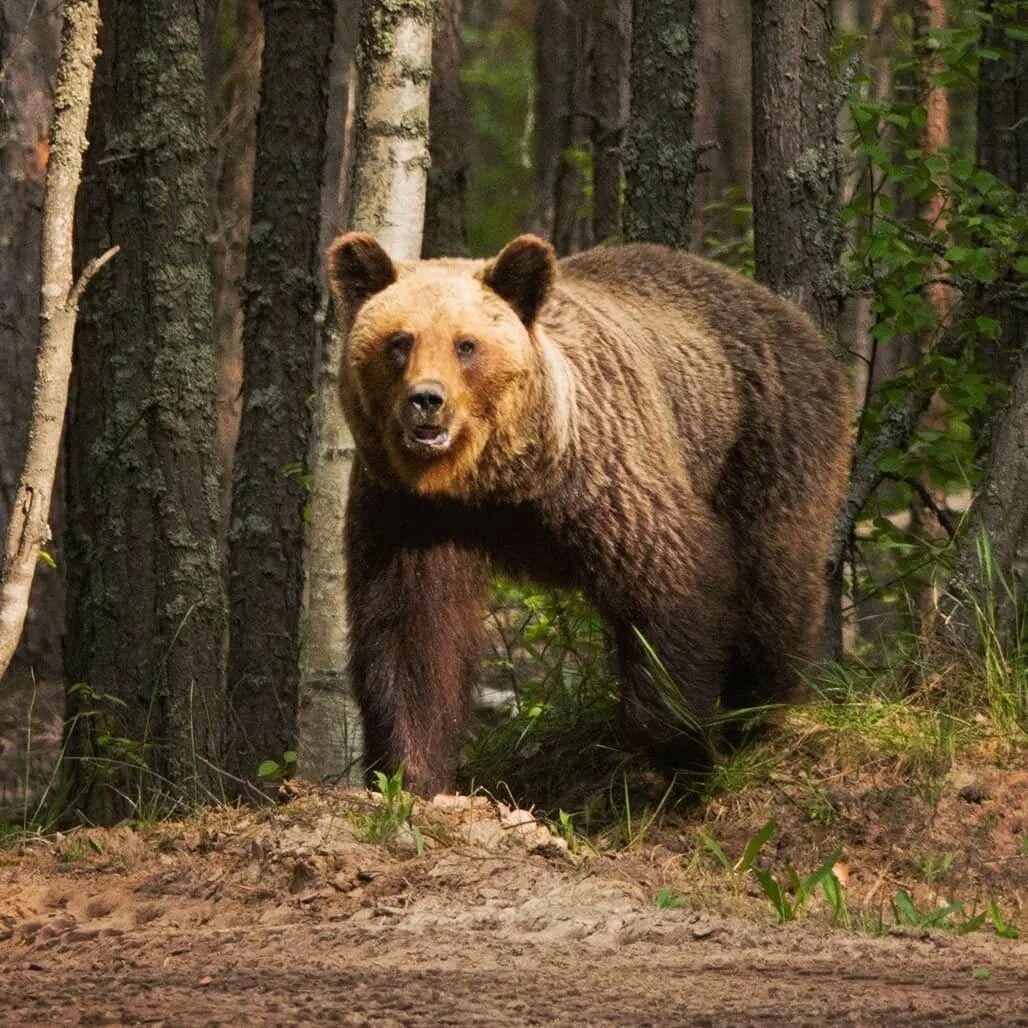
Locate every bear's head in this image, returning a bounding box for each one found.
[326,233,567,500]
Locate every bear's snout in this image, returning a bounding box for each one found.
[401,380,453,455]
[407,381,447,421]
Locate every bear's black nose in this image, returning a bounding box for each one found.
[408,382,446,416]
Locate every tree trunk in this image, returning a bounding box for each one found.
[908,0,954,634]
[532,0,573,240]
[423,0,468,257]
[206,0,262,541]
[940,4,1027,650]
[0,0,106,683]
[321,0,361,249]
[224,0,335,785]
[551,4,593,255]
[752,0,847,656]
[623,0,699,248]
[691,0,752,251]
[751,0,844,333]
[0,0,64,684]
[64,0,227,823]
[590,0,631,244]
[299,0,437,783]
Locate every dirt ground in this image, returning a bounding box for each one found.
[2,784,1027,1027]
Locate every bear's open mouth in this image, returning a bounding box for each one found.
[404,425,451,454]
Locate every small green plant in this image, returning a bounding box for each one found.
[549,809,580,852]
[972,967,991,981]
[699,819,848,926]
[891,889,986,934]
[256,750,298,783]
[988,901,1020,940]
[656,887,685,911]
[698,818,778,877]
[358,768,425,855]
[752,848,847,926]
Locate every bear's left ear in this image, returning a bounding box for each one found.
[326,231,397,313]
[483,235,557,326]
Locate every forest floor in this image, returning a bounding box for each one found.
[1,767,1027,1027]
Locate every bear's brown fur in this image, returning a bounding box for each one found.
[327,233,852,796]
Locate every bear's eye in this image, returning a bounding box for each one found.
[455,337,477,361]
[386,332,413,364]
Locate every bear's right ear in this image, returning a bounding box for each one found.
[326,232,397,312]
[483,235,557,326]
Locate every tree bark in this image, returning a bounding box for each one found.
[65,0,227,823]
[0,0,106,683]
[623,0,699,248]
[908,0,954,633]
[590,0,631,243]
[0,0,65,684]
[224,0,335,784]
[940,5,1027,649]
[751,0,844,333]
[752,0,848,656]
[299,0,437,783]
[691,0,752,251]
[532,0,573,240]
[206,0,262,541]
[423,0,468,257]
[550,3,593,255]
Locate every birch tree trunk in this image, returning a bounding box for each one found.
[225,0,335,784]
[0,0,64,683]
[298,0,438,783]
[0,0,107,682]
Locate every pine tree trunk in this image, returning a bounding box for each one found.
[940,4,1027,650]
[691,0,752,251]
[623,0,699,248]
[207,0,261,541]
[423,0,468,257]
[551,4,593,255]
[751,0,844,333]
[752,0,847,657]
[299,0,438,783]
[225,0,335,785]
[532,0,573,239]
[590,0,632,244]
[65,0,227,823]
[908,0,954,634]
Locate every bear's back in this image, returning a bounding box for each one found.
[538,244,850,504]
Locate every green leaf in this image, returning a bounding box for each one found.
[735,819,776,874]
[892,889,919,925]
[754,867,793,923]
[698,831,733,872]
[257,760,282,780]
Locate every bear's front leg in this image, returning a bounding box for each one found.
[345,468,490,796]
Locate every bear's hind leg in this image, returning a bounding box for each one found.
[608,509,740,774]
[720,525,829,714]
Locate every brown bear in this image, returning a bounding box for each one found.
[326,232,852,796]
